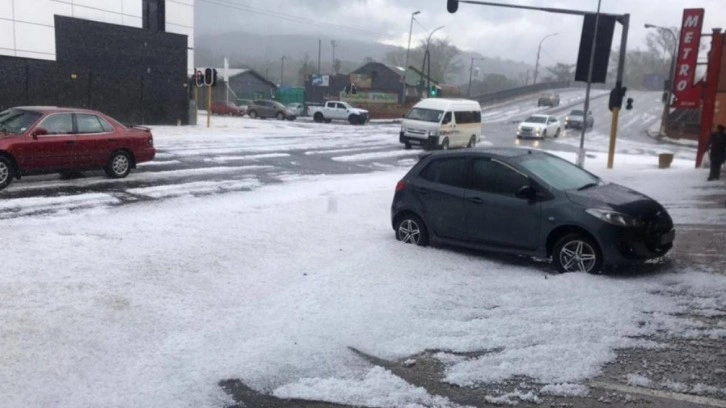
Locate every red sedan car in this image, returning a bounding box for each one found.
[211,101,245,116]
[0,106,156,191]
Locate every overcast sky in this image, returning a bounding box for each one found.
[196,0,726,64]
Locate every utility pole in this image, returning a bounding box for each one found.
[467,56,483,97]
[606,14,629,169]
[577,0,601,168]
[645,24,678,136]
[401,10,421,103]
[331,40,337,73]
[317,39,321,74]
[280,56,285,87]
[533,32,558,85]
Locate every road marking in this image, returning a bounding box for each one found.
[590,381,726,407]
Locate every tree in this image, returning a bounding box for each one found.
[298,53,312,84]
[546,63,575,82]
[384,38,462,83]
[333,58,342,74]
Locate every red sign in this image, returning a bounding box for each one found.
[672,8,705,108]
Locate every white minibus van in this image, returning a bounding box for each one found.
[399,98,482,150]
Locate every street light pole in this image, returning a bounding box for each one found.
[533,32,558,85]
[645,23,678,136]
[280,56,285,87]
[467,56,483,97]
[424,25,445,93]
[577,0,601,167]
[401,10,420,103]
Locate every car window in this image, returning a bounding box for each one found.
[454,111,475,124]
[419,157,468,188]
[442,112,452,124]
[518,154,599,190]
[76,114,106,134]
[0,109,42,134]
[470,159,529,196]
[525,116,547,123]
[39,113,74,134]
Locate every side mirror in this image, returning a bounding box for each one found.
[32,127,48,138]
[515,185,537,200]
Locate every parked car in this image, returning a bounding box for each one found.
[246,100,296,120]
[287,103,306,117]
[211,101,245,116]
[516,114,560,139]
[400,98,482,150]
[309,101,368,125]
[564,109,594,129]
[390,148,675,273]
[237,99,254,113]
[0,106,155,191]
[537,93,560,107]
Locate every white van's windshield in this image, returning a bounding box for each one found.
[406,108,443,123]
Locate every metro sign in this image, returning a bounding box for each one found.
[672,8,705,108]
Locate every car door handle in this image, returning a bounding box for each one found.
[468,197,484,204]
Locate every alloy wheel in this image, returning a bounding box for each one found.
[398,219,421,244]
[559,240,598,273]
[112,154,130,176]
[0,161,8,185]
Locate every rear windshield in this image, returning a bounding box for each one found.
[569,110,584,115]
[406,108,443,123]
[0,109,43,134]
[524,116,547,124]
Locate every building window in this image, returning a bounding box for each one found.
[143,0,166,32]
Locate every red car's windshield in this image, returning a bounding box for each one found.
[0,109,43,135]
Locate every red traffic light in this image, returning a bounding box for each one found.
[195,70,204,87]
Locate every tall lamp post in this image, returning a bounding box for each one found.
[423,25,445,94]
[533,32,558,85]
[401,11,421,103]
[645,23,678,136]
[280,56,285,88]
[467,56,484,97]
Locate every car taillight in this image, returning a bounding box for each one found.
[147,137,154,146]
[395,180,406,192]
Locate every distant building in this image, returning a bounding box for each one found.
[211,69,278,102]
[0,0,194,125]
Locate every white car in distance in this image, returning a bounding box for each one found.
[516,114,561,139]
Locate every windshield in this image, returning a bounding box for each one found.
[569,110,584,116]
[406,108,444,123]
[0,109,43,135]
[524,116,547,124]
[518,154,600,190]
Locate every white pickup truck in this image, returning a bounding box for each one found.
[309,101,369,125]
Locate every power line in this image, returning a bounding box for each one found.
[198,0,382,36]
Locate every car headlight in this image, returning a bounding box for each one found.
[586,209,642,227]
[428,130,439,137]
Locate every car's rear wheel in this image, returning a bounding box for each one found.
[313,113,324,123]
[105,151,132,179]
[276,112,285,120]
[467,135,476,148]
[0,155,15,191]
[553,233,602,274]
[395,214,429,246]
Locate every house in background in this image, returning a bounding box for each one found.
[212,69,278,102]
[0,0,194,125]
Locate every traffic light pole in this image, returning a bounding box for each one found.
[207,85,212,128]
[607,14,629,169]
[577,0,602,168]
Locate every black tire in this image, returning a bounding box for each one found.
[0,155,15,191]
[105,151,132,179]
[276,112,285,120]
[467,135,476,148]
[441,138,449,150]
[395,214,429,246]
[404,143,411,150]
[554,128,560,138]
[553,233,602,274]
[248,110,258,119]
[542,130,547,139]
[359,116,366,125]
[348,115,360,125]
[313,113,324,123]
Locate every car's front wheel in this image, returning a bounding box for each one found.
[105,151,132,179]
[441,138,449,150]
[553,233,602,274]
[395,214,429,246]
[248,110,258,119]
[0,155,15,191]
[467,135,476,148]
[276,112,285,120]
[554,128,560,138]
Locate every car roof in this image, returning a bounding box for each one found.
[423,147,544,161]
[412,98,480,110]
[527,114,550,119]
[12,106,100,114]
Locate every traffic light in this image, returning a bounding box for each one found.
[430,85,438,97]
[626,97,634,110]
[204,68,218,87]
[447,0,459,13]
[194,70,204,87]
[608,86,627,111]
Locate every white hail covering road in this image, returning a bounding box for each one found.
[2,117,726,408]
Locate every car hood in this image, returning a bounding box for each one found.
[519,121,545,128]
[350,108,369,114]
[567,114,584,120]
[566,182,664,215]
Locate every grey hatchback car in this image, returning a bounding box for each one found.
[391,148,675,273]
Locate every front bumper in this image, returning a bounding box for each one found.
[400,132,439,149]
[597,223,675,264]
